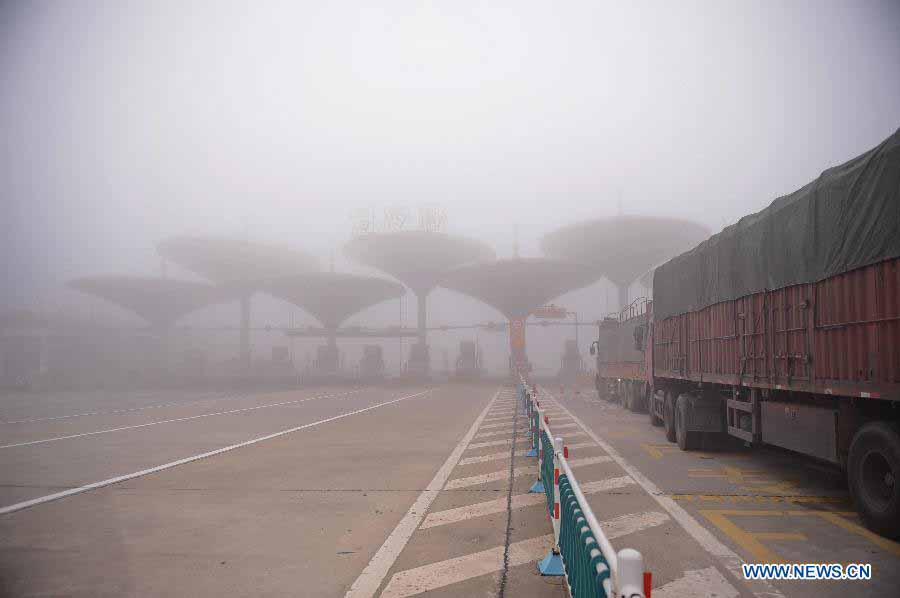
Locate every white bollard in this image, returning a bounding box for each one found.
[616,548,645,598]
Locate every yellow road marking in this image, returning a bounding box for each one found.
[641,443,678,459]
[693,465,768,483]
[673,494,847,505]
[700,509,805,563]
[787,511,900,557]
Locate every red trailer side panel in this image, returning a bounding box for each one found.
[653,257,900,400]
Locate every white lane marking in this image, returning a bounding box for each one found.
[478,421,515,430]
[467,438,528,450]
[600,510,670,537]
[444,456,612,489]
[654,567,739,598]
[540,388,785,598]
[380,535,551,598]
[382,510,668,598]
[343,388,501,598]
[458,450,528,465]
[472,429,521,440]
[482,415,521,423]
[444,466,532,489]
[561,441,600,452]
[0,390,430,516]
[421,475,635,529]
[0,389,363,449]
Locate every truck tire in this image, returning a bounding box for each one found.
[848,422,900,539]
[663,391,677,442]
[675,394,700,451]
[648,392,663,427]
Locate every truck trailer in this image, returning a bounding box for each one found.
[593,129,900,538]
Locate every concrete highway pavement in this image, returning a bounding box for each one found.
[2,382,898,598]
[0,384,493,596]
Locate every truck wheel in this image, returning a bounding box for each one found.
[675,394,699,450]
[848,422,900,539]
[663,391,677,442]
[648,392,663,427]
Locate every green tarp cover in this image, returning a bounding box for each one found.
[653,128,900,320]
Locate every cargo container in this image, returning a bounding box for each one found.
[592,129,900,538]
[590,299,650,411]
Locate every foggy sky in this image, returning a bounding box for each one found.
[3,0,900,330]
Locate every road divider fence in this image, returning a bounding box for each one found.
[517,377,650,598]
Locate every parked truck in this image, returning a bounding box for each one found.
[592,129,900,538]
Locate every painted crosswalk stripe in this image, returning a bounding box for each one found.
[654,567,738,598]
[445,455,612,489]
[473,429,522,440]
[343,389,500,598]
[421,475,636,529]
[482,415,518,423]
[538,386,785,598]
[458,441,602,465]
[467,438,528,450]
[458,450,529,465]
[478,421,516,430]
[382,511,668,598]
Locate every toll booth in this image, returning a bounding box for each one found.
[455,340,483,380]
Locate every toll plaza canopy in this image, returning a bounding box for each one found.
[439,258,600,319]
[67,276,236,327]
[342,231,495,293]
[653,127,900,321]
[540,216,710,289]
[157,236,320,285]
[259,272,405,330]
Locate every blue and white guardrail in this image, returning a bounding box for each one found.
[518,376,649,598]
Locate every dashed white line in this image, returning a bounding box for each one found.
[344,388,501,598]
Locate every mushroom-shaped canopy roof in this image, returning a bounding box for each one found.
[157,236,319,287]
[439,258,600,320]
[67,276,236,327]
[541,216,710,287]
[343,231,495,293]
[259,272,405,329]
